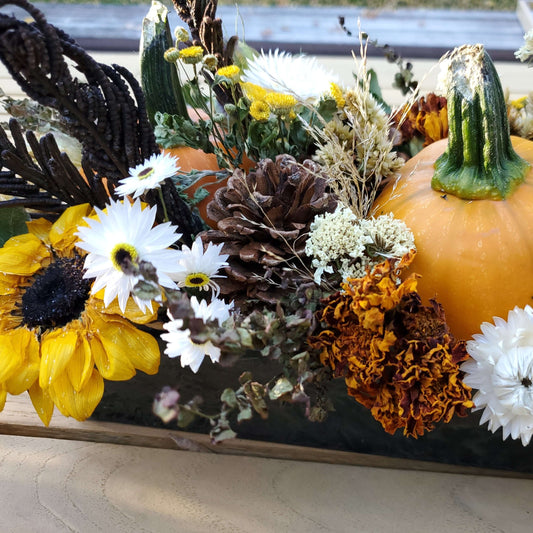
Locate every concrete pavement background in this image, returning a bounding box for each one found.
[0,2,528,59]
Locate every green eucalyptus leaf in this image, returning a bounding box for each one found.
[211,427,237,442]
[220,388,238,408]
[237,406,253,422]
[269,377,294,400]
[0,207,29,246]
[176,408,197,428]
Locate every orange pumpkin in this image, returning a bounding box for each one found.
[373,45,533,340]
[374,136,533,340]
[162,145,255,228]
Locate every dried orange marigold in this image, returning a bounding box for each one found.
[393,93,448,148]
[309,252,473,437]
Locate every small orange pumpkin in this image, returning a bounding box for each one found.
[373,45,533,340]
[162,145,255,228]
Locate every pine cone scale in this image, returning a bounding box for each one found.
[201,154,337,305]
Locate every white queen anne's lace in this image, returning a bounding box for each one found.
[305,206,414,284]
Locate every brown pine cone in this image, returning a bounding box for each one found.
[201,154,337,304]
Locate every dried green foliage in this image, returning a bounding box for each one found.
[152,281,334,442]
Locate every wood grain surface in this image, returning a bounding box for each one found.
[1,432,533,533]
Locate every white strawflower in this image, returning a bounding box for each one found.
[76,199,182,313]
[172,236,229,295]
[516,29,533,63]
[241,49,338,102]
[190,296,233,326]
[161,296,233,373]
[115,152,180,199]
[462,306,533,446]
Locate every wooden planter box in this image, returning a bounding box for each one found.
[1,353,532,481]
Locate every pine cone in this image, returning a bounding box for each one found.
[202,154,337,304]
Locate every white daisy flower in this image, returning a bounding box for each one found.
[114,152,180,199]
[172,236,229,295]
[76,199,182,313]
[190,295,233,326]
[161,296,233,373]
[241,49,338,102]
[462,305,533,446]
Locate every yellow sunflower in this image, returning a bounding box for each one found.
[0,204,160,425]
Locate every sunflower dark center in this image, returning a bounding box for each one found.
[522,377,532,388]
[21,255,91,330]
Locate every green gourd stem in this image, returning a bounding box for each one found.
[432,44,530,200]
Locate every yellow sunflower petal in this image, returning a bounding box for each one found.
[91,291,158,324]
[0,233,50,276]
[39,327,79,389]
[4,340,40,396]
[93,315,160,379]
[48,368,104,421]
[66,336,94,392]
[90,325,136,381]
[0,272,24,296]
[0,327,36,383]
[0,388,6,411]
[0,336,23,382]
[49,203,92,254]
[26,217,53,242]
[28,382,54,426]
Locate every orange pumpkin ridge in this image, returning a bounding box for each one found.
[374,136,533,341]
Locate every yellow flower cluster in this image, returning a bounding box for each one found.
[241,81,298,121]
[330,82,346,109]
[217,65,241,83]
[179,45,204,64]
[249,100,271,122]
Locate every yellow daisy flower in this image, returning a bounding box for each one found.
[179,45,204,65]
[0,204,160,425]
[249,100,271,121]
[264,92,297,117]
[330,82,346,109]
[241,82,267,102]
[164,47,181,64]
[216,65,241,83]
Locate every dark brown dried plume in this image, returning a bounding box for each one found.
[0,0,154,183]
[0,119,104,216]
[0,0,202,241]
[172,0,238,107]
[172,0,237,66]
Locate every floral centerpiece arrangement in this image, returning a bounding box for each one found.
[1,0,533,458]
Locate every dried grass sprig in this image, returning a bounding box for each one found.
[309,36,414,219]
